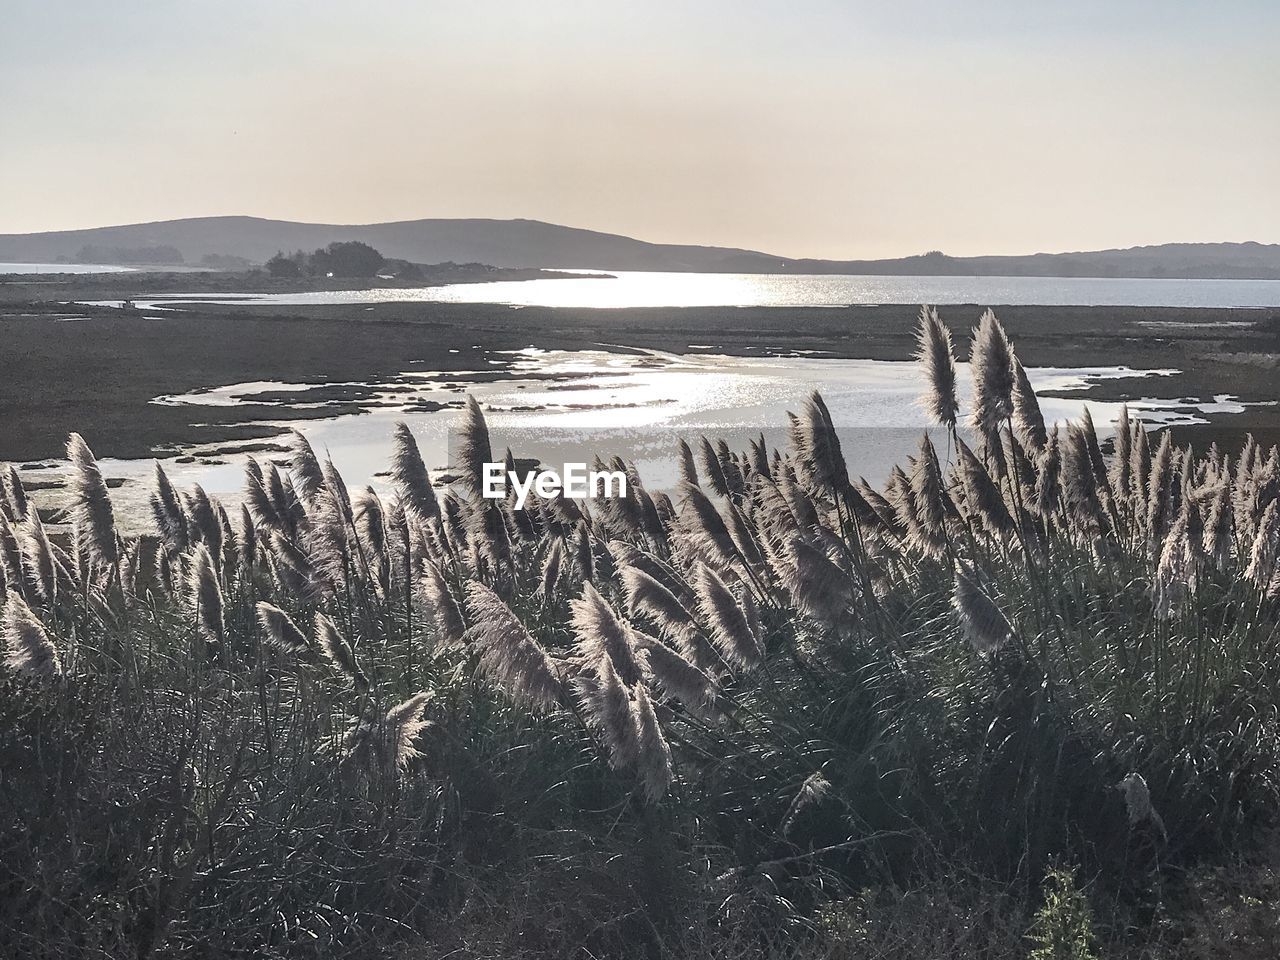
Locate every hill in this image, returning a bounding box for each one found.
[1,216,1278,279]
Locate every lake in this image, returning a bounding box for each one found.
[1,262,135,274]
[19,348,1261,531]
[204,270,1280,309]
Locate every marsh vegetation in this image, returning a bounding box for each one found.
[2,308,1279,958]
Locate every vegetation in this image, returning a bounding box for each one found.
[1,307,1278,958]
[266,241,385,279]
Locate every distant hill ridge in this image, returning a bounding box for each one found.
[1,215,1278,279]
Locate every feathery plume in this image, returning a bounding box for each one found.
[621,565,698,646]
[695,565,764,670]
[185,484,223,565]
[571,583,646,686]
[1033,427,1062,518]
[288,429,326,504]
[243,457,280,530]
[390,421,441,523]
[255,602,310,655]
[677,437,699,487]
[354,486,389,586]
[1010,353,1047,452]
[1062,422,1109,538]
[781,772,832,836]
[270,529,322,599]
[1111,406,1133,502]
[776,536,856,626]
[716,439,745,495]
[1246,500,1280,591]
[419,560,466,648]
[956,437,1014,537]
[319,459,351,526]
[631,629,714,708]
[1202,479,1233,570]
[385,691,434,770]
[20,512,58,606]
[66,433,117,568]
[1148,432,1174,545]
[700,437,730,497]
[1154,506,1196,619]
[464,581,562,709]
[679,482,741,572]
[915,305,959,429]
[456,396,493,499]
[1130,421,1151,509]
[188,544,223,642]
[0,515,23,599]
[3,464,29,520]
[3,595,61,677]
[149,460,186,552]
[1080,407,1115,506]
[799,391,850,496]
[968,309,1014,438]
[575,653,640,768]
[238,503,258,570]
[315,612,369,689]
[910,434,948,536]
[952,564,1012,654]
[633,684,674,802]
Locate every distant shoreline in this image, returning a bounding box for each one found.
[3,215,1277,280]
[1,279,1277,464]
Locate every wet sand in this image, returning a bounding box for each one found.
[2,276,1278,463]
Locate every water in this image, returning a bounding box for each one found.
[182,271,1280,309]
[0,262,135,274]
[20,349,1260,531]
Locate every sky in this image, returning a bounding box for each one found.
[1,1,1278,259]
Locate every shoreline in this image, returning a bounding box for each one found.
[2,284,1278,464]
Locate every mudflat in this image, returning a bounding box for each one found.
[2,271,1278,463]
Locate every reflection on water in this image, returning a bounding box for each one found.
[19,349,1260,532]
[152,271,1280,310]
[0,262,135,274]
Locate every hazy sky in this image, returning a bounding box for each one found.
[2,1,1277,258]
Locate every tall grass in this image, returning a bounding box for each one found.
[1,308,1278,958]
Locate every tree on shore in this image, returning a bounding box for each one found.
[265,241,384,278]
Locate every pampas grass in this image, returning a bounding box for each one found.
[418,560,466,648]
[1010,353,1047,452]
[151,462,189,555]
[456,396,493,499]
[631,628,714,708]
[571,582,646,686]
[256,602,310,655]
[915,305,959,429]
[694,564,764,669]
[391,421,440,523]
[952,563,1011,654]
[679,482,742,572]
[66,433,117,568]
[384,691,434,770]
[2,464,29,520]
[463,581,561,709]
[315,612,369,689]
[632,684,674,801]
[289,429,326,504]
[968,309,1014,439]
[7,310,1280,955]
[20,512,59,606]
[3,594,61,677]
[188,544,223,643]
